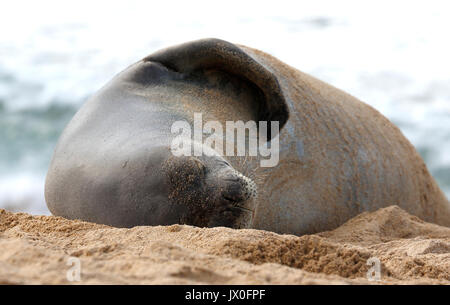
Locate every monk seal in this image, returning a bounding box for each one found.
[45,38,450,235]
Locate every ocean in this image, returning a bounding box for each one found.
[0,0,449,214]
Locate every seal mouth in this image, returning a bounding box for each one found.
[222,196,254,213]
[233,205,254,213]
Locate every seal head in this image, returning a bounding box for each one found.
[45,38,279,229]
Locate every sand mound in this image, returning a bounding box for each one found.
[0,205,448,284]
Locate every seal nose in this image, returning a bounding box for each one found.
[222,172,257,203]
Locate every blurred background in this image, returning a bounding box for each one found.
[0,0,449,214]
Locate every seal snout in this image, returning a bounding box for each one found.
[214,169,257,229]
[221,171,257,205]
[163,154,257,228]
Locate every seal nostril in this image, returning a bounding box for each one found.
[223,196,237,203]
[223,177,240,182]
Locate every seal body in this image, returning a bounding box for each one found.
[244,47,450,234]
[45,38,450,235]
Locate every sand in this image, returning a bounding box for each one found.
[0,205,448,284]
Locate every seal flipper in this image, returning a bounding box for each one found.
[144,38,289,140]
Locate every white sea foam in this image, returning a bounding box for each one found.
[0,174,49,215]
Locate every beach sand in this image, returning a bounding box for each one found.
[0,205,448,284]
